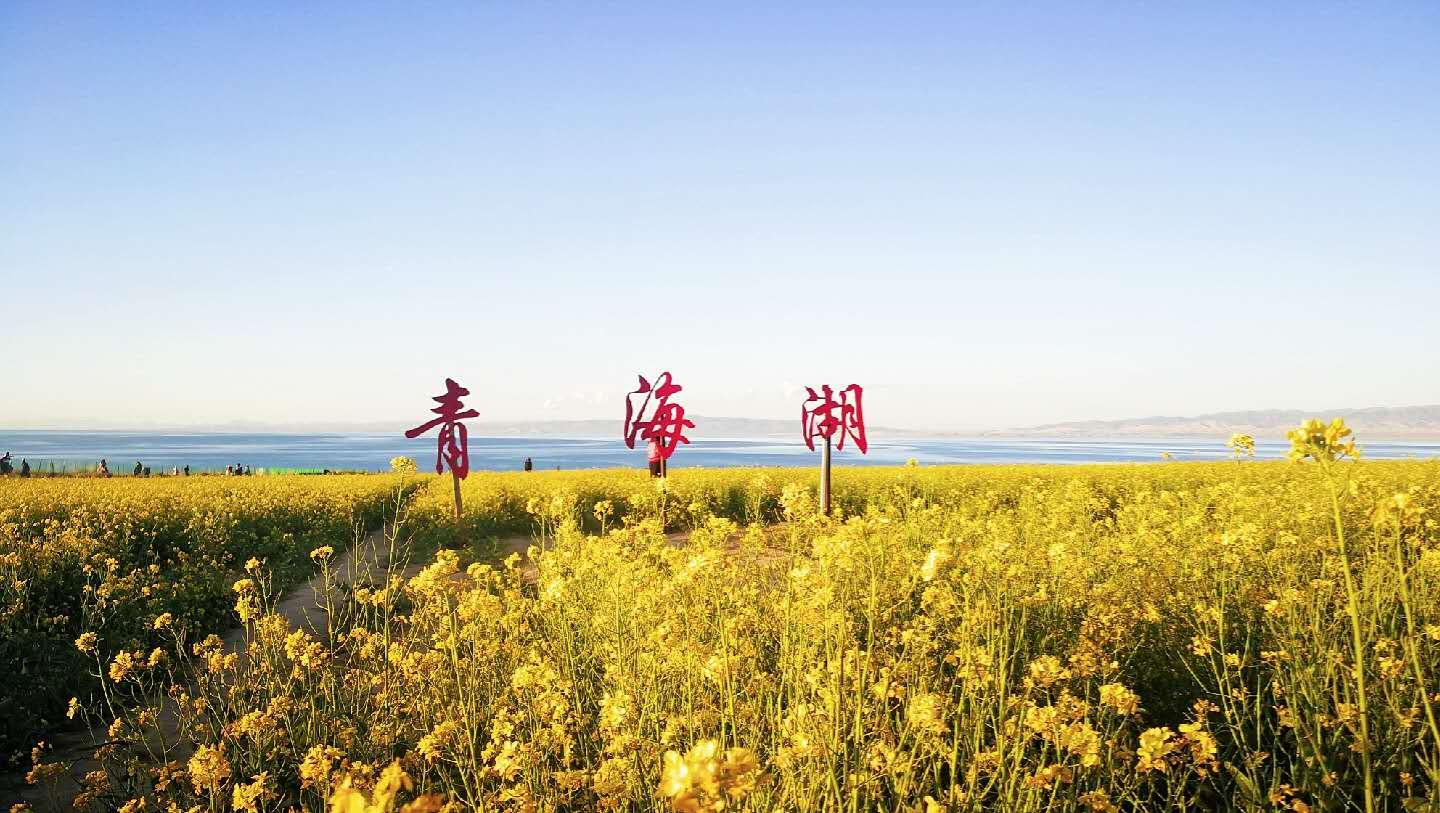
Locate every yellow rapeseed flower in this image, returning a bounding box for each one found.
[74,632,98,654]
[659,740,761,813]
[1135,727,1175,773]
[108,650,138,682]
[188,744,231,794]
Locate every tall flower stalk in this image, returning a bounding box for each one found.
[1287,417,1373,813]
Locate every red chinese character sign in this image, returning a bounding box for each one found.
[802,384,868,454]
[405,377,479,522]
[624,371,694,476]
[801,383,867,515]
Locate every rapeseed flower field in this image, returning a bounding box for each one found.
[0,475,416,758]
[12,420,1440,811]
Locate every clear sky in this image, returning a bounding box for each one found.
[2,2,1437,432]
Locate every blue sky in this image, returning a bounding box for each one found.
[2,2,1437,432]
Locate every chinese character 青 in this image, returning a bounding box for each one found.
[405,378,480,478]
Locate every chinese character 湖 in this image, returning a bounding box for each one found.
[801,384,867,453]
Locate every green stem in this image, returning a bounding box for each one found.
[1322,464,1373,813]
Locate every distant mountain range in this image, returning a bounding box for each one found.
[6,416,923,438]
[7,406,1440,440]
[987,405,1440,440]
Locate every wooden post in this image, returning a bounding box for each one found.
[451,469,464,541]
[659,453,668,528]
[820,435,832,516]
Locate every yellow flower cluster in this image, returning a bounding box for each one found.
[659,740,762,813]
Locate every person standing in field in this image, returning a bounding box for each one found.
[133,461,142,477]
[20,459,30,477]
[97,459,110,477]
[183,465,190,476]
[0,453,12,475]
[647,436,666,477]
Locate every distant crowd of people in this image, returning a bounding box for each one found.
[90,459,195,477]
[3,450,577,478]
[0,455,259,478]
[87,459,253,477]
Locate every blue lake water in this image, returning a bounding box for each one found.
[1,431,1438,474]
